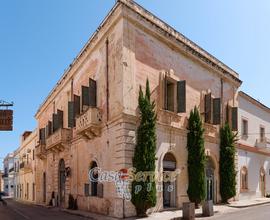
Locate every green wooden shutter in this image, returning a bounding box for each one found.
[89,79,97,107]
[177,80,186,113]
[226,104,230,124]
[68,102,75,128]
[74,95,80,117]
[82,86,90,108]
[205,93,212,123]
[39,129,42,142]
[45,124,49,138]
[84,183,90,197]
[57,110,64,129]
[97,183,103,198]
[40,128,46,145]
[213,98,221,125]
[48,121,52,136]
[231,107,238,131]
[52,113,58,132]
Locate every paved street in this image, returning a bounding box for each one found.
[1,199,270,220]
[0,199,90,220]
[205,204,270,220]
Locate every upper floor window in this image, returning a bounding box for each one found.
[260,126,265,142]
[241,119,248,138]
[162,71,186,113]
[204,93,221,125]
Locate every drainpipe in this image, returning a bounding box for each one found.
[106,38,109,122]
[220,78,224,126]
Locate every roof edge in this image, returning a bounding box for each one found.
[239,91,270,113]
[119,0,242,84]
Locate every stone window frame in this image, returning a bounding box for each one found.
[159,70,180,114]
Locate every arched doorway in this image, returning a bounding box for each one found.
[59,159,66,207]
[260,168,266,197]
[43,172,46,203]
[163,152,177,208]
[205,157,215,202]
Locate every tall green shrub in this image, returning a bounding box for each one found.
[219,123,237,203]
[131,79,157,217]
[187,106,206,207]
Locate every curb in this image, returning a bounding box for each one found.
[228,201,270,209]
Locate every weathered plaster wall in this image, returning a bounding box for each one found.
[237,94,270,199]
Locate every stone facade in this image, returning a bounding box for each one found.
[32,0,242,218]
[237,91,270,200]
[14,130,38,203]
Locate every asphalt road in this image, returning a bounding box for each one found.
[1,199,270,220]
[205,204,270,220]
[0,199,90,220]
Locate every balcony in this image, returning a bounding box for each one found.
[46,128,72,152]
[157,109,182,129]
[35,143,47,159]
[256,137,270,153]
[20,161,32,173]
[76,107,102,139]
[204,123,218,140]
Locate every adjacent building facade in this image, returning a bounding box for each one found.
[237,91,270,200]
[34,0,241,218]
[3,153,15,197]
[14,130,38,203]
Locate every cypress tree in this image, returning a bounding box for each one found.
[131,79,157,217]
[187,106,206,207]
[219,123,237,203]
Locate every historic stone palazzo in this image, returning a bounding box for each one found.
[32,0,241,217]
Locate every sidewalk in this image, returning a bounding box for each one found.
[61,197,270,220]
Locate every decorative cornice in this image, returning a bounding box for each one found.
[119,0,242,85]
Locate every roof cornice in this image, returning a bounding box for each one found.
[119,0,242,85]
[239,91,270,113]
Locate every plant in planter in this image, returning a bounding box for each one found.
[131,79,157,217]
[219,123,237,203]
[187,106,206,208]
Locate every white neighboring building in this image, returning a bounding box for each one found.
[3,153,15,197]
[237,91,270,200]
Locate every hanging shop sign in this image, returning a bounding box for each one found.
[0,110,13,131]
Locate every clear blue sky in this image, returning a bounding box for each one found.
[0,0,269,167]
